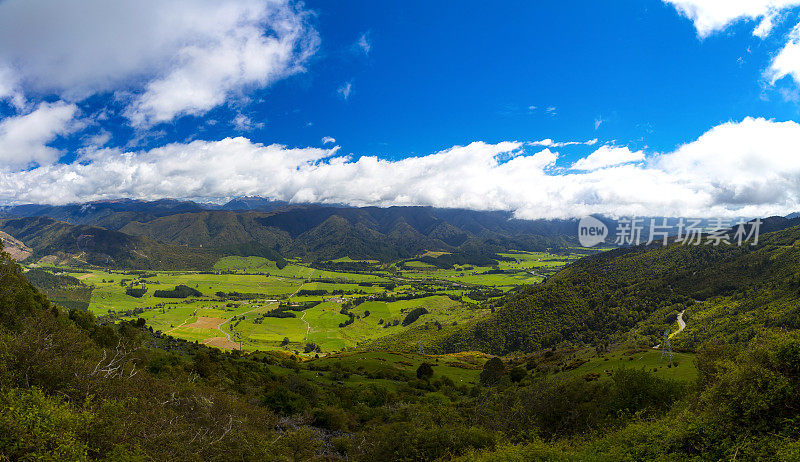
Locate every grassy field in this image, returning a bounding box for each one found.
[48,258,488,352]
[557,349,698,383]
[31,250,591,354]
[226,295,481,352]
[395,251,585,289]
[23,248,705,387]
[282,347,697,394]
[302,350,488,388]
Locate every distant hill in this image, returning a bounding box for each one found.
[117,205,578,261]
[0,201,583,266]
[0,216,220,270]
[209,196,290,212]
[13,198,800,267]
[0,199,205,230]
[0,230,31,261]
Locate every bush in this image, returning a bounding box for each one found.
[153,285,202,298]
[304,342,320,353]
[480,358,506,386]
[312,406,351,432]
[402,307,429,326]
[509,365,527,383]
[125,287,147,298]
[416,362,434,380]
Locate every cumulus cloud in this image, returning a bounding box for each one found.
[0,65,24,109]
[0,0,317,126]
[664,2,800,95]
[321,136,336,144]
[3,117,800,218]
[663,0,800,37]
[0,102,80,169]
[571,146,645,170]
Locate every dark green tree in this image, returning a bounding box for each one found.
[479,357,506,386]
[509,365,527,383]
[416,362,434,380]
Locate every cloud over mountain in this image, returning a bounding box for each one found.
[2,118,800,219]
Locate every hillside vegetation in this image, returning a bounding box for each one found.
[1,204,578,267]
[1,240,800,459]
[442,222,800,354]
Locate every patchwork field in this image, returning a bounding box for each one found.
[395,251,585,288]
[31,250,590,353]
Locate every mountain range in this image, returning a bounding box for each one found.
[0,199,579,266]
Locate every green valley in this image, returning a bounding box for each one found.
[21,250,584,355]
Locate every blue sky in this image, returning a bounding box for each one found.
[39,0,800,160]
[3,0,800,218]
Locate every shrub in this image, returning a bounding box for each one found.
[125,287,147,298]
[480,357,506,386]
[416,362,434,380]
[153,285,202,298]
[402,307,429,326]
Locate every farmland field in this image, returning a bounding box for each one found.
[30,250,589,354]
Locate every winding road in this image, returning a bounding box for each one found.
[653,310,687,349]
[669,310,686,339]
[301,311,311,340]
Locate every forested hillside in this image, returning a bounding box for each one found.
[0,203,579,265]
[0,216,220,270]
[116,206,577,261]
[2,239,800,460]
[443,222,800,354]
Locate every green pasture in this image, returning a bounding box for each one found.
[555,348,698,383]
[306,351,484,387]
[39,250,590,352]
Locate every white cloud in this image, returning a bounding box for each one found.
[663,0,800,37]
[0,65,24,109]
[654,117,800,209]
[84,129,112,147]
[321,136,336,144]
[356,32,371,55]
[530,139,596,148]
[0,0,317,126]
[232,114,264,131]
[0,102,79,169]
[767,22,800,86]
[3,117,800,218]
[571,146,645,170]
[338,82,353,100]
[664,2,800,98]
[594,117,604,130]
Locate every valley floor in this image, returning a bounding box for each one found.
[30,250,586,355]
